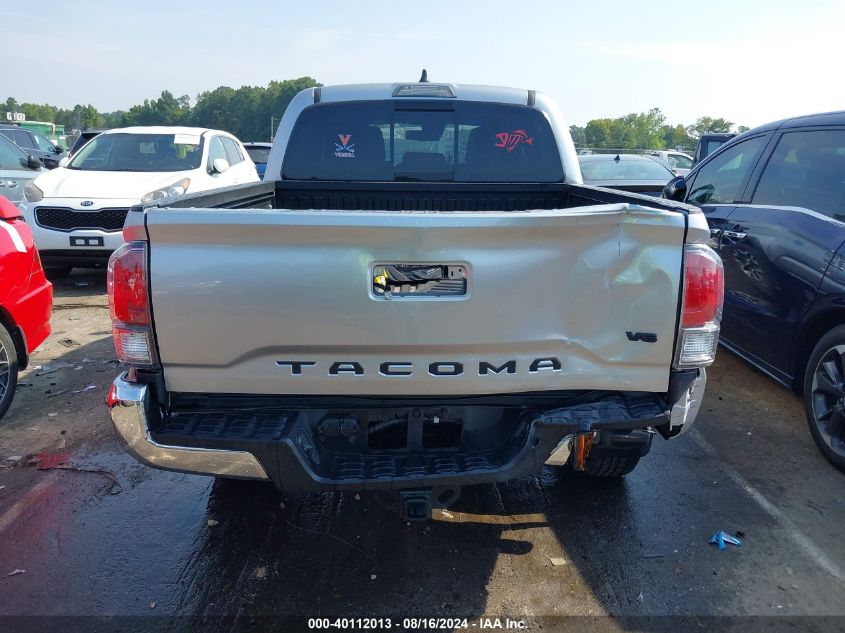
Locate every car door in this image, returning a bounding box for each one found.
[203,135,233,189]
[715,127,845,379]
[220,136,255,184]
[685,134,770,242]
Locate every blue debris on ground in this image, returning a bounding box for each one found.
[710,531,743,550]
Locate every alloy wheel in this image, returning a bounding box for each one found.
[810,344,845,458]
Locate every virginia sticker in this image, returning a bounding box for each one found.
[334,133,356,158]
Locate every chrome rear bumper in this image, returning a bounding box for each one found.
[107,373,269,480]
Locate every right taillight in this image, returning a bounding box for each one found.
[107,241,157,367]
[675,244,724,368]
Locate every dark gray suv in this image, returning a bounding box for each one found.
[0,124,65,169]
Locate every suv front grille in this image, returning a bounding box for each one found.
[35,206,129,232]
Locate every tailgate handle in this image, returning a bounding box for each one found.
[373,263,467,299]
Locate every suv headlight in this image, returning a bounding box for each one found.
[24,182,43,203]
[141,178,190,203]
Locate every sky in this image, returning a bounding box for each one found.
[3,0,844,128]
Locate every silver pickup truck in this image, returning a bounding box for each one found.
[106,80,723,519]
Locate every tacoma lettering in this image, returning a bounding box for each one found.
[275,358,562,376]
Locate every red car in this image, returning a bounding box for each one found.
[0,195,52,419]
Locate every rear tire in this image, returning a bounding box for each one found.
[583,453,642,478]
[0,323,20,421]
[803,326,845,472]
[44,266,72,280]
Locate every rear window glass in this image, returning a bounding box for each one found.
[246,146,271,164]
[283,101,563,182]
[579,156,674,181]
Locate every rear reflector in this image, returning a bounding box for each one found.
[677,324,720,366]
[112,327,155,366]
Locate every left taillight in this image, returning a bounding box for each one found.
[674,244,724,368]
[107,241,158,368]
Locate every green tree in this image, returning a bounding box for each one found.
[189,77,318,140]
[687,116,734,140]
[619,108,666,149]
[122,90,191,126]
[3,97,19,114]
[662,124,694,150]
[569,124,586,147]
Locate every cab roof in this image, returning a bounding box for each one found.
[100,126,219,136]
[317,83,533,106]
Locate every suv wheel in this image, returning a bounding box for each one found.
[0,323,19,420]
[804,326,845,472]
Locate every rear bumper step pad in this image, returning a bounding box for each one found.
[108,373,668,490]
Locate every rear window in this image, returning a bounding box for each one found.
[246,146,271,164]
[283,101,563,182]
[579,156,674,181]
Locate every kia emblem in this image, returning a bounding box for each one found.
[80,200,94,207]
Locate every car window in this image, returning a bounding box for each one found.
[207,136,228,168]
[0,135,28,170]
[245,146,271,164]
[687,136,767,205]
[579,156,673,181]
[752,130,845,219]
[283,101,564,182]
[68,133,204,172]
[13,130,36,149]
[669,154,693,169]
[32,133,56,152]
[220,137,244,165]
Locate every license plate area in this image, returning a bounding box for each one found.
[69,236,104,247]
[372,263,467,298]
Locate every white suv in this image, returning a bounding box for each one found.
[647,150,694,176]
[20,126,258,276]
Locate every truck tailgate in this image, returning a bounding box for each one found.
[145,205,685,396]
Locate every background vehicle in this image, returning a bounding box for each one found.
[0,195,52,420]
[665,110,845,471]
[578,153,675,195]
[693,133,735,164]
[243,142,272,178]
[20,126,259,277]
[18,121,67,150]
[68,129,105,158]
[106,81,722,519]
[0,134,43,208]
[647,150,693,176]
[0,124,66,169]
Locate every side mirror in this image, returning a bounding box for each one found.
[210,158,230,175]
[53,145,64,154]
[662,175,687,202]
[58,156,70,168]
[26,155,43,170]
